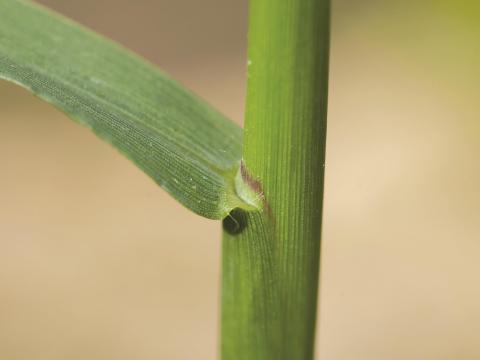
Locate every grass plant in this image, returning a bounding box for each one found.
[0,1,330,358]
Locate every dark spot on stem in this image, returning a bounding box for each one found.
[223,208,248,235]
[240,160,263,196]
[240,160,273,217]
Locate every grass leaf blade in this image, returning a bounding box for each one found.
[0,0,243,219]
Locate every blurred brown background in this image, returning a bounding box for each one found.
[1,0,479,359]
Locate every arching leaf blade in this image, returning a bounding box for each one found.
[0,0,244,219]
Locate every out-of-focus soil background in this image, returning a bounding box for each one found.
[1,0,479,359]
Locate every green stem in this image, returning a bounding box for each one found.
[221,0,330,359]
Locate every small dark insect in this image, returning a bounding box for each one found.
[222,208,248,235]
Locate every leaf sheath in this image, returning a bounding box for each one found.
[221,0,330,358]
